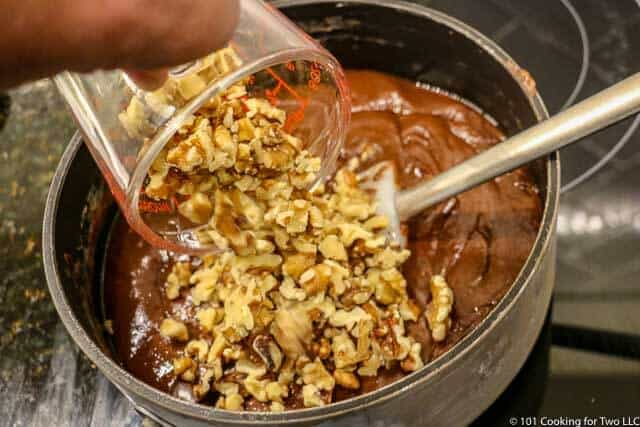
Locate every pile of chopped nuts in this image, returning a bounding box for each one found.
[120,48,243,142]
[131,51,328,256]
[157,162,431,410]
[120,48,455,411]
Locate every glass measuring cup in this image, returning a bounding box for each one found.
[54,0,350,254]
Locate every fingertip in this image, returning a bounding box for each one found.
[126,69,169,91]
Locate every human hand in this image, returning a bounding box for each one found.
[0,0,240,89]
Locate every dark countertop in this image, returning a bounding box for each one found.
[0,82,90,425]
[1,1,639,426]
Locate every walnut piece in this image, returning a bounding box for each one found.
[333,369,360,390]
[177,192,212,224]
[166,262,191,300]
[159,318,189,342]
[425,275,454,342]
[302,358,335,391]
[302,384,326,408]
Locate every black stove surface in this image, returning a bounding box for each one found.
[0,1,639,426]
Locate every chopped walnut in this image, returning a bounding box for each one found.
[282,253,315,279]
[166,118,215,173]
[401,342,424,372]
[216,382,239,397]
[302,358,335,391]
[236,358,267,377]
[223,281,261,341]
[329,307,371,331]
[235,254,282,272]
[120,48,243,141]
[195,307,222,332]
[208,333,228,363]
[244,376,269,402]
[331,332,358,369]
[425,275,454,342]
[224,393,245,411]
[189,253,229,305]
[159,318,189,342]
[318,235,348,261]
[363,215,389,231]
[300,264,331,296]
[337,223,372,247]
[173,356,196,382]
[265,381,287,403]
[399,300,421,322]
[166,262,191,300]
[252,335,283,371]
[193,368,215,400]
[357,352,382,377]
[270,401,285,412]
[185,339,209,362]
[279,276,306,301]
[119,97,153,141]
[302,384,326,408]
[177,192,212,225]
[333,369,360,390]
[271,305,312,359]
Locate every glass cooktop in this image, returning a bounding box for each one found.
[0,1,638,426]
[430,0,640,423]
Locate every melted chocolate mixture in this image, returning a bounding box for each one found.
[103,70,542,403]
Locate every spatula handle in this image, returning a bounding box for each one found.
[396,73,640,220]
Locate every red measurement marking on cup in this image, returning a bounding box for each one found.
[286,108,306,132]
[213,44,317,133]
[265,79,284,106]
[265,67,310,133]
[138,187,185,214]
[308,62,321,91]
[240,95,250,112]
[138,198,172,214]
